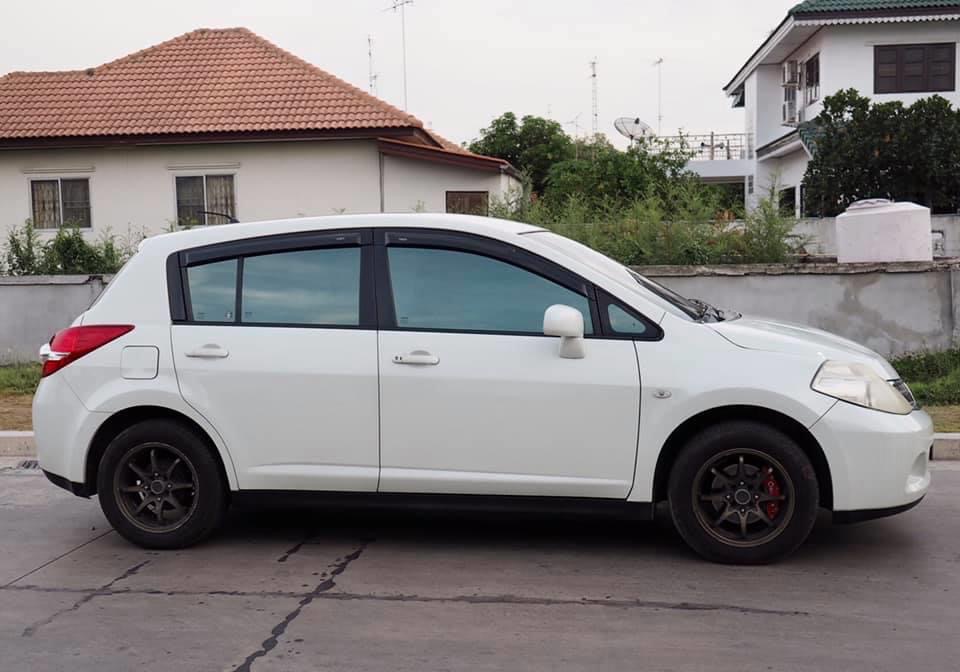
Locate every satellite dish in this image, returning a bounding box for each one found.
[614,117,654,141]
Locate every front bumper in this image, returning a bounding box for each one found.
[810,401,932,514]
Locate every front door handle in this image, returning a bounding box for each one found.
[393,350,439,366]
[185,344,230,359]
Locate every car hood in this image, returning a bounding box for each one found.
[710,316,898,379]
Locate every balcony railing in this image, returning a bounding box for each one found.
[653,133,748,161]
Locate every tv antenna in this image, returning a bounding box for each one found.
[614,117,655,145]
[367,35,379,95]
[385,0,414,110]
[589,59,599,136]
[653,57,664,134]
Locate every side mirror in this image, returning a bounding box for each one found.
[543,304,585,359]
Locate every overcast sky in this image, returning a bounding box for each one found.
[0,0,792,147]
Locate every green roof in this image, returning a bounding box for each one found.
[790,0,960,15]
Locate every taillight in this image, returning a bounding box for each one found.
[41,325,134,377]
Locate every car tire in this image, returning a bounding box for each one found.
[668,421,819,564]
[97,419,227,549]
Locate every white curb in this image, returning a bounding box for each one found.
[0,431,36,457]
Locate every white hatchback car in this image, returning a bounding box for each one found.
[34,214,932,564]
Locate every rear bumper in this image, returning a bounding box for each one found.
[42,469,93,498]
[33,374,108,487]
[811,401,932,513]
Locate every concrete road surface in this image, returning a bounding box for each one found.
[1,458,958,672]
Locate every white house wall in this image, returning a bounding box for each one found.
[823,21,960,108]
[0,140,382,241]
[380,154,517,213]
[754,64,791,150]
[0,140,519,242]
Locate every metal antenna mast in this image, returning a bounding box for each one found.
[385,0,414,110]
[589,59,599,137]
[653,57,664,135]
[367,35,378,95]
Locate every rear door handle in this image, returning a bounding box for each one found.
[185,344,230,359]
[393,350,439,366]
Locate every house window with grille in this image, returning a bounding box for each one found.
[30,178,91,229]
[875,43,956,94]
[445,191,489,216]
[176,175,236,226]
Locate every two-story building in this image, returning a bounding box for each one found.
[724,0,960,214]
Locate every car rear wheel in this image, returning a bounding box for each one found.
[668,421,819,564]
[97,419,227,549]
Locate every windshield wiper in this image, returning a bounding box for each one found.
[689,299,724,323]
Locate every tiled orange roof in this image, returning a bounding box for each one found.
[0,27,426,140]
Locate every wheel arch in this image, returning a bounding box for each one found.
[651,405,833,510]
[84,406,232,497]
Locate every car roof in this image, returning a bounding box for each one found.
[140,213,545,256]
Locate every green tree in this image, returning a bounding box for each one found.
[543,136,691,207]
[468,112,574,194]
[804,89,960,215]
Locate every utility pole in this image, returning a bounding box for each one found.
[589,59,599,137]
[367,35,378,95]
[653,57,664,135]
[385,0,414,110]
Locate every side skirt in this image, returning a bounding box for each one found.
[232,490,655,521]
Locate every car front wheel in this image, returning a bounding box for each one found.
[97,419,227,549]
[668,421,820,564]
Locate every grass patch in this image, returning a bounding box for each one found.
[891,349,960,406]
[0,363,41,395]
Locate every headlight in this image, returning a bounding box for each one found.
[811,360,913,414]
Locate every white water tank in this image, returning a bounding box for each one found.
[836,199,932,263]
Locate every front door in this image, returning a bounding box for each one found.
[171,230,379,492]
[376,230,640,499]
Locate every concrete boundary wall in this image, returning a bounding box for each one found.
[2,261,960,362]
[794,214,960,257]
[0,275,109,364]
[641,260,960,357]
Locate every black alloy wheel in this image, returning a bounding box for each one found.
[113,443,199,533]
[668,421,819,564]
[691,448,795,548]
[97,419,227,549]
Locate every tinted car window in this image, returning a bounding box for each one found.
[608,303,648,335]
[241,248,360,325]
[388,247,593,334]
[187,259,237,322]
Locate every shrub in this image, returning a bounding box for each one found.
[491,182,801,266]
[2,221,138,275]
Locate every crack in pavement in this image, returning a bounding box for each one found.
[318,591,810,616]
[232,541,371,672]
[3,583,809,617]
[2,529,114,589]
[21,560,150,637]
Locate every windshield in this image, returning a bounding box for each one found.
[525,231,703,321]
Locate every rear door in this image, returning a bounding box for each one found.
[170,229,379,491]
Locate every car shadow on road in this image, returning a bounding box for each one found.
[214,502,923,568]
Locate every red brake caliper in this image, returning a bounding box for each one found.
[762,468,781,519]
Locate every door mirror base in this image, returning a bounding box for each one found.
[544,304,586,359]
[558,336,585,359]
